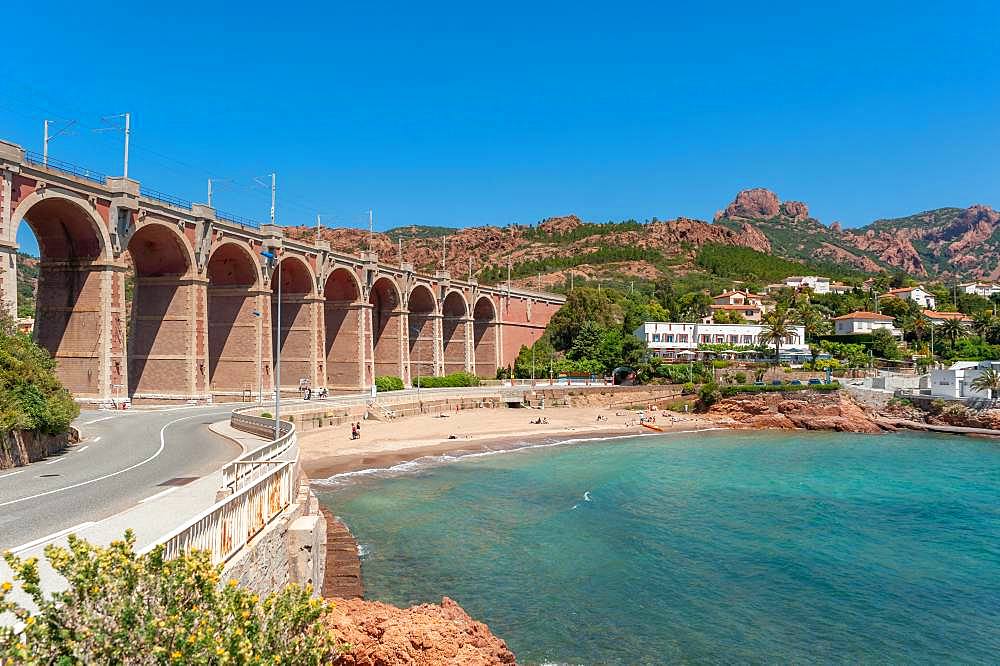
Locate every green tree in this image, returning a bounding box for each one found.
[794,303,831,340]
[759,308,795,365]
[901,311,930,346]
[1,327,79,435]
[970,367,1000,402]
[938,318,966,349]
[568,321,604,361]
[871,328,902,361]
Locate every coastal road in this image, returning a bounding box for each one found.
[0,404,243,552]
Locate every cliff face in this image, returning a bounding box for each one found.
[707,390,885,434]
[326,596,516,666]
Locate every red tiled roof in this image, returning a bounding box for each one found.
[833,311,894,321]
[923,310,972,322]
[710,304,762,310]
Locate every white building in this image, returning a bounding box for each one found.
[833,311,902,337]
[923,310,973,328]
[635,321,810,362]
[781,275,831,294]
[959,282,1000,298]
[884,286,936,310]
[930,360,1000,400]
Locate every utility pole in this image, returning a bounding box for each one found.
[270,173,277,225]
[316,214,321,243]
[207,179,213,207]
[275,257,282,438]
[507,258,511,295]
[42,119,76,168]
[468,256,473,280]
[123,112,130,179]
[398,236,403,267]
[441,236,447,271]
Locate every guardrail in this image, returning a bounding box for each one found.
[150,459,297,565]
[217,210,262,228]
[24,151,107,184]
[146,408,298,566]
[221,412,295,490]
[141,187,194,209]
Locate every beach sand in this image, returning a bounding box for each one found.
[300,404,714,481]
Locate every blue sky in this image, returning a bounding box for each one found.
[6,1,1000,256]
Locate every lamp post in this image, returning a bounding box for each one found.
[262,250,281,439]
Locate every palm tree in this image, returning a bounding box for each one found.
[902,312,930,346]
[972,312,998,341]
[794,304,831,341]
[939,318,966,349]
[759,308,795,365]
[970,367,1000,403]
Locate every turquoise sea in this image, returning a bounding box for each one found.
[316,430,1000,665]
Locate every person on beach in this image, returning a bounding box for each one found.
[351,423,358,440]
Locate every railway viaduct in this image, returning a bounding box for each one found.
[0,139,564,403]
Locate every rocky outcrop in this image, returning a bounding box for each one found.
[718,188,781,220]
[780,200,809,221]
[326,596,516,665]
[537,215,582,235]
[707,390,885,434]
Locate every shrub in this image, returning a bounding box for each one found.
[0,329,79,436]
[696,383,721,410]
[260,411,273,419]
[681,381,696,395]
[720,383,841,397]
[0,531,341,664]
[375,376,404,392]
[413,372,481,388]
[733,372,748,384]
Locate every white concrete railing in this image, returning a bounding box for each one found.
[221,412,295,490]
[144,410,298,566]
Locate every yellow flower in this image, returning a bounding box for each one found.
[171,651,182,660]
[1,582,11,592]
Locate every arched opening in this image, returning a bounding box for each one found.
[271,255,315,393]
[407,285,436,382]
[14,196,109,398]
[473,296,498,378]
[324,267,363,390]
[126,222,195,398]
[207,243,263,398]
[369,277,403,380]
[442,291,469,375]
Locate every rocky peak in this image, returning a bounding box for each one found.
[719,188,781,220]
[537,215,583,235]
[830,221,842,232]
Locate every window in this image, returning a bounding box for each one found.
[746,310,755,317]
[700,335,710,343]
[652,334,661,342]
[666,334,674,343]
[728,335,738,343]
[743,335,753,344]
[715,335,724,343]
[678,334,688,343]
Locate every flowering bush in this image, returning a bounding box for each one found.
[1,531,342,664]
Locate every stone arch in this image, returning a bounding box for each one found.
[126,221,200,398]
[206,241,266,397]
[473,295,499,378]
[369,276,403,380]
[442,290,469,375]
[272,254,317,392]
[407,284,437,382]
[324,266,364,390]
[11,192,115,397]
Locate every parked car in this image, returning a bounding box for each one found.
[770,380,783,386]
[753,381,765,386]
[808,378,823,385]
[790,379,803,385]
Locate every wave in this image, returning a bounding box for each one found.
[311,428,723,488]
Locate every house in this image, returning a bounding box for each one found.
[930,360,1000,399]
[833,311,902,337]
[780,275,832,294]
[635,321,810,363]
[884,286,936,310]
[923,310,973,327]
[828,282,853,295]
[959,282,1000,298]
[706,290,770,323]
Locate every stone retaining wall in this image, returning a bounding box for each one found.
[223,471,328,597]
[0,428,77,469]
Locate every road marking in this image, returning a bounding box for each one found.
[81,415,115,425]
[76,445,89,453]
[10,521,96,555]
[0,470,23,480]
[44,457,65,465]
[138,486,179,504]
[0,409,232,509]
[91,437,101,443]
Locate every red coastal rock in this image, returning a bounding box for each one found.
[326,596,517,666]
[707,390,885,434]
[780,200,809,220]
[722,188,781,219]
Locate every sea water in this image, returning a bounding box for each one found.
[316,430,1000,665]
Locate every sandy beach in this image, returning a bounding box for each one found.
[300,404,715,481]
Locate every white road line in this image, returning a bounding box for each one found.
[81,415,115,425]
[0,410,230,509]
[91,437,101,443]
[10,521,96,555]
[0,469,24,480]
[76,445,89,453]
[138,486,179,504]
[44,457,65,465]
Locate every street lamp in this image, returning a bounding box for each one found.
[261,250,281,439]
